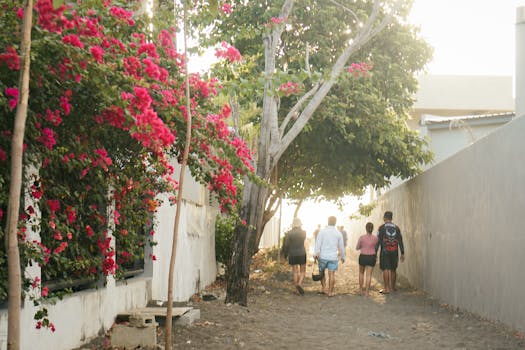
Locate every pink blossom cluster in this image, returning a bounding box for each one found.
[265,16,287,28]
[4,87,18,110]
[98,235,117,275]
[347,62,373,77]
[278,81,301,96]
[221,3,232,14]
[0,46,20,70]
[215,41,242,63]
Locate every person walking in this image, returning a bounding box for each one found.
[282,217,307,295]
[314,216,345,297]
[376,211,405,294]
[338,226,348,250]
[356,222,378,297]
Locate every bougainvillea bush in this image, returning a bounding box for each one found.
[0,0,253,314]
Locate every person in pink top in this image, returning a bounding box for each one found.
[355,222,378,297]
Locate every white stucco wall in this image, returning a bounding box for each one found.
[348,115,525,332]
[151,196,218,302]
[0,277,151,350]
[0,161,218,349]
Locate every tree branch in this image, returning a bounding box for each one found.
[272,0,401,164]
[279,81,321,138]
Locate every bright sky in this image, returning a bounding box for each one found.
[408,0,525,77]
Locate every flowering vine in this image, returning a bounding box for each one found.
[0,0,252,332]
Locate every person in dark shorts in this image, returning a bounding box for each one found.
[282,217,307,295]
[356,222,378,297]
[376,211,404,294]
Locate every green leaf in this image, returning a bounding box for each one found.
[52,0,64,8]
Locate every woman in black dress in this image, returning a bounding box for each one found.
[283,217,307,295]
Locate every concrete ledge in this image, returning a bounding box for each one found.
[111,323,157,349]
[174,309,201,326]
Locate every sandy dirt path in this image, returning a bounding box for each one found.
[168,252,524,350]
[75,251,525,349]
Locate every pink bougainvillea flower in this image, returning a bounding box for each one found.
[142,57,160,79]
[221,3,232,14]
[265,16,287,27]
[59,95,71,116]
[109,6,133,21]
[278,81,301,96]
[66,206,77,224]
[271,16,286,24]
[347,62,373,77]
[0,47,21,70]
[53,242,68,254]
[45,109,63,126]
[90,45,104,63]
[113,209,120,225]
[31,277,41,289]
[15,7,24,19]
[62,34,85,48]
[31,186,43,199]
[47,199,60,212]
[86,225,94,237]
[138,42,159,59]
[4,87,19,110]
[37,127,57,150]
[215,42,242,63]
[41,286,49,297]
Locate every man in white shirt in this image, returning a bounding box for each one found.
[314,216,345,296]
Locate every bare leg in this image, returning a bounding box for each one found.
[393,270,397,291]
[382,269,390,293]
[292,264,299,287]
[321,271,327,294]
[358,265,365,294]
[389,270,395,292]
[365,266,373,297]
[328,270,336,296]
[298,264,306,287]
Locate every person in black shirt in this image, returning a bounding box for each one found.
[375,211,405,294]
[282,217,307,295]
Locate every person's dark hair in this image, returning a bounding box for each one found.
[328,216,337,226]
[383,211,393,220]
[365,222,374,233]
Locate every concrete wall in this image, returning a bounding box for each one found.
[348,115,525,332]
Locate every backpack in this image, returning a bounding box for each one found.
[384,223,399,253]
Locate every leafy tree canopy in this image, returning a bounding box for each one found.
[192,0,433,203]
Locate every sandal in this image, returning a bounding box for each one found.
[296,285,305,295]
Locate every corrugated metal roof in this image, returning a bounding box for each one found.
[421,112,515,126]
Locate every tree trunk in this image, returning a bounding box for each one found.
[7,2,33,349]
[293,199,303,218]
[225,179,268,305]
[165,2,191,349]
[224,0,396,306]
